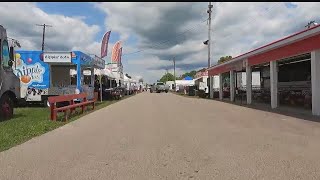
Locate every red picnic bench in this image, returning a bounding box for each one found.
[48,93,96,121]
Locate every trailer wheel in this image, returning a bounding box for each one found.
[0,95,14,121]
[43,99,50,107]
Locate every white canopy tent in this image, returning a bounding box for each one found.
[71,68,119,91]
[113,73,121,81]
[71,69,116,79]
[123,75,130,82]
[100,69,116,79]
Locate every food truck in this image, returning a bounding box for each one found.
[14,51,105,106]
[0,25,21,120]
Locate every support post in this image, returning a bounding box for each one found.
[76,63,82,92]
[270,60,278,109]
[246,61,252,105]
[99,75,102,102]
[90,68,95,87]
[219,73,223,100]
[210,76,214,99]
[311,50,320,116]
[230,70,235,102]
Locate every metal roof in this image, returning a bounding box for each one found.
[208,24,320,71]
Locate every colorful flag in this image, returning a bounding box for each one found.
[101,31,111,58]
[111,41,121,63]
[118,47,122,66]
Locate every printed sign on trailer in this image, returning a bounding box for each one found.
[14,51,50,99]
[43,52,72,63]
[14,52,50,89]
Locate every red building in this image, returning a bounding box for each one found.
[207,24,320,116]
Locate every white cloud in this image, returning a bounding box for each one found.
[3,2,320,83]
[0,2,100,54]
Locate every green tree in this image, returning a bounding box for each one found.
[217,55,233,64]
[160,73,175,83]
[180,70,197,79]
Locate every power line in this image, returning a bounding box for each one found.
[36,24,53,51]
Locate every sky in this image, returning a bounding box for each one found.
[1,2,320,83]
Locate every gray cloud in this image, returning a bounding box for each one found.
[2,2,320,84]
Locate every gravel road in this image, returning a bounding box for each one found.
[1,92,320,180]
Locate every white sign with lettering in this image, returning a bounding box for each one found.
[93,56,105,69]
[43,52,72,63]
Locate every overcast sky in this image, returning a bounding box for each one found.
[1,2,319,83]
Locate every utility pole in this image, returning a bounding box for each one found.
[166,69,169,82]
[207,2,213,97]
[36,24,52,51]
[173,57,176,91]
[207,2,212,68]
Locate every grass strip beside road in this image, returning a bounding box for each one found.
[0,95,134,152]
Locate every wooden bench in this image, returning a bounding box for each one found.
[48,93,95,121]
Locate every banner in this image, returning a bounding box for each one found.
[111,41,121,63]
[101,31,111,58]
[118,47,122,66]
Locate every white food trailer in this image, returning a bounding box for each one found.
[14,51,105,106]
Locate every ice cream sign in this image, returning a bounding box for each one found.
[14,54,46,85]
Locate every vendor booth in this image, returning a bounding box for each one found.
[48,51,105,101]
[14,51,104,106]
[74,65,116,90]
[124,74,133,95]
[99,68,117,89]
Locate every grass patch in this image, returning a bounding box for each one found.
[0,95,133,152]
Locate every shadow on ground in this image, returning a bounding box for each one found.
[174,93,320,123]
[219,100,318,123]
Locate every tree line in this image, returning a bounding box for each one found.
[158,55,233,83]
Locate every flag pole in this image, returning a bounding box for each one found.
[100,74,103,102]
[100,30,111,102]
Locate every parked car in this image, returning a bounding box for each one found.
[150,82,169,93]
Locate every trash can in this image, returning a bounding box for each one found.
[188,86,196,96]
